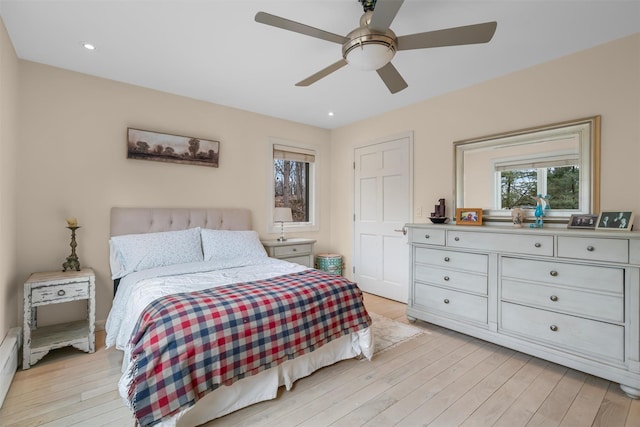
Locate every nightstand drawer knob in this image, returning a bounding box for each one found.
[444,299,450,304]
[444,257,450,262]
[535,243,541,248]
[587,246,594,252]
[550,295,558,302]
[550,325,558,332]
[550,270,558,277]
[292,248,297,252]
[57,290,66,297]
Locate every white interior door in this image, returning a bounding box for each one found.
[353,134,412,302]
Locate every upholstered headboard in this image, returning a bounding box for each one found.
[109,207,253,295]
[110,207,252,237]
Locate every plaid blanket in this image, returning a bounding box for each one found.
[126,269,371,426]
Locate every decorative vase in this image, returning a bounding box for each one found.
[511,207,524,228]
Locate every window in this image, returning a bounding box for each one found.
[495,153,580,210]
[268,140,317,232]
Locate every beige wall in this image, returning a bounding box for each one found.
[16,62,331,326]
[330,34,640,276]
[0,18,19,340]
[3,21,638,332]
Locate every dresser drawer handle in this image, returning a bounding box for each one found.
[424,234,430,239]
[444,299,450,304]
[587,245,594,252]
[550,295,558,302]
[550,325,558,332]
[292,248,297,252]
[454,237,460,241]
[444,257,450,262]
[57,290,66,297]
[534,242,541,248]
[550,270,558,277]
[444,276,450,281]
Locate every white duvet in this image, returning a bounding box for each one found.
[106,257,310,353]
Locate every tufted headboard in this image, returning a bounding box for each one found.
[109,207,253,295]
[110,207,252,237]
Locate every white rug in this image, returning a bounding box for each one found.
[369,312,426,354]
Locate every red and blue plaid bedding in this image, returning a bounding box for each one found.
[126,269,371,426]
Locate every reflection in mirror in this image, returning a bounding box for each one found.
[454,116,600,222]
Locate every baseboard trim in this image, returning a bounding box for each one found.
[0,327,21,408]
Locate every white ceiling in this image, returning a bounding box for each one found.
[0,1,638,129]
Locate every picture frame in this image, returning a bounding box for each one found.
[596,211,634,231]
[455,208,483,226]
[127,128,220,167]
[567,214,598,229]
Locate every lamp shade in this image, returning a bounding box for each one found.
[274,207,293,222]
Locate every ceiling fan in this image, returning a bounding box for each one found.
[255,0,497,94]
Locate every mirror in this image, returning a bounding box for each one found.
[454,116,600,222]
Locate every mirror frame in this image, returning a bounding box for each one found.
[454,116,600,223]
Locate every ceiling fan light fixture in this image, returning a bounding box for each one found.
[342,31,397,71]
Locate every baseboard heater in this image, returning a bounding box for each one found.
[0,327,21,408]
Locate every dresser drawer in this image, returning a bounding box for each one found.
[415,265,487,295]
[415,247,488,274]
[31,282,89,305]
[447,231,553,256]
[410,228,446,246]
[501,302,624,362]
[501,257,623,294]
[415,283,487,324]
[273,244,313,257]
[502,279,624,323]
[558,236,628,263]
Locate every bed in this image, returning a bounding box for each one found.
[105,207,373,427]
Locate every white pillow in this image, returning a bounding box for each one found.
[109,228,203,279]
[201,229,267,261]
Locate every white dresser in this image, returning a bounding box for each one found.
[406,223,640,398]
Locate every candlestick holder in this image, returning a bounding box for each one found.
[62,226,81,272]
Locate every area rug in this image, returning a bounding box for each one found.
[369,312,426,354]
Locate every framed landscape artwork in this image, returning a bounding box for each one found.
[127,128,220,167]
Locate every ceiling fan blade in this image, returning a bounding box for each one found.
[397,21,497,51]
[296,59,349,87]
[376,62,408,94]
[368,0,404,32]
[255,12,348,44]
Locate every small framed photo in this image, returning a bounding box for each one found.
[456,208,483,226]
[567,214,598,229]
[596,211,634,231]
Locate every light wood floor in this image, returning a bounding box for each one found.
[1,293,639,426]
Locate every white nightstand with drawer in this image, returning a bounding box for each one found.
[23,268,95,369]
[262,238,316,267]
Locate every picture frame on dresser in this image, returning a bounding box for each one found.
[567,214,598,229]
[455,208,483,226]
[596,211,634,231]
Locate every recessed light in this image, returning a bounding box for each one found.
[328,111,334,116]
[81,42,96,51]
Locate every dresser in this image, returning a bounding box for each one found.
[23,268,95,369]
[406,224,640,398]
[261,238,316,267]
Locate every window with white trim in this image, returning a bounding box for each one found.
[495,152,580,210]
[268,140,318,232]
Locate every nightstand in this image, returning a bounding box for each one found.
[262,238,316,267]
[23,268,95,369]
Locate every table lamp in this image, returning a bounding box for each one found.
[274,207,293,241]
